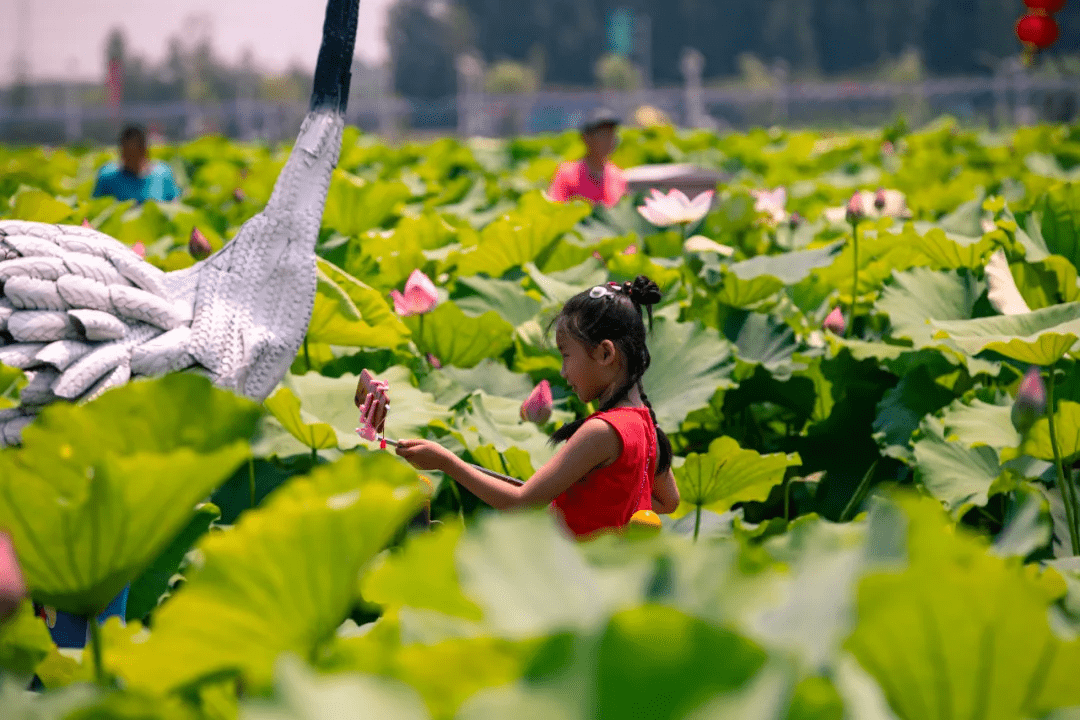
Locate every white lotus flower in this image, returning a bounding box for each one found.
[638,189,714,227]
[751,187,788,225]
[683,235,735,256]
[985,249,1032,315]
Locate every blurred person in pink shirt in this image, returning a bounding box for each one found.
[548,108,627,207]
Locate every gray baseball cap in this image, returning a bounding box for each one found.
[582,107,620,132]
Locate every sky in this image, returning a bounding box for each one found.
[0,0,395,85]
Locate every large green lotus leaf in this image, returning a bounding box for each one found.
[363,523,483,622]
[908,226,997,271]
[0,600,53,676]
[240,655,431,720]
[0,375,261,616]
[126,502,221,623]
[724,311,801,381]
[307,259,410,349]
[455,511,653,639]
[354,212,460,291]
[0,365,26,409]
[912,413,1005,516]
[283,368,452,449]
[672,436,801,518]
[872,365,956,461]
[1010,400,1080,464]
[459,606,769,720]
[933,391,1021,452]
[454,193,590,277]
[405,303,514,369]
[807,232,925,304]
[641,317,737,431]
[711,273,786,309]
[264,387,338,451]
[846,493,1080,720]
[421,359,535,408]
[726,241,844,285]
[1010,255,1080,310]
[439,392,559,471]
[321,169,412,237]
[930,302,1080,365]
[1036,183,1080,274]
[454,275,543,328]
[523,260,607,307]
[875,267,984,347]
[112,453,425,694]
[10,186,74,224]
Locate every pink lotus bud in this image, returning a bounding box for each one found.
[591,250,606,265]
[845,193,865,224]
[81,218,92,228]
[823,307,846,335]
[132,241,146,259]
[1012,366,1047,433]
[390,269,438,317]
[788,211,803,230]
[623,244,638,255]
[0,531,27,625]
[189,227,212,261]
[881,141,895,156]
[520,379,553,424]
[233,188,246,203]
[426,353,442,369]
[874,187,887,211]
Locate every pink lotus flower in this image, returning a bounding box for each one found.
[520,380,553,424]
[81,218,92,228]
[391,269,438,317]
[823,307,846,335]
[427,353,442,369]
[132,241,146,259]
[0,531,27,625]
[623,244,638,255]
[189,227,212,261]
[1012,366,1047,433]
[751,187,788,225]
[845,192,865,224]
[637,189,714,227]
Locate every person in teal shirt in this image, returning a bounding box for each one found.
[92,125,180,203]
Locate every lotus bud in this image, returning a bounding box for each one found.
[390,269,439,317]
[0,531,27,625]
[823,306,846,335]
[233,187,246,203]
[81,218,92,228]
[881,141,895,156]
[1011,366,1047,433]
[874,187,887,211]
[623,244,638,255]
[845,193,865,224]
[132,241,146,259]
[520,379,553,424]
[426,353,442,369]
[189,227,212,260]
[788,211,803,230]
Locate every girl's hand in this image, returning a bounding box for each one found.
[394,439,458,472]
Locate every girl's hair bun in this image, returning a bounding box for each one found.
[627,275,662,307]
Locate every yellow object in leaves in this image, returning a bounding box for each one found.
[629,510,662,531]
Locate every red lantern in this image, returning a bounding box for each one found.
[1024,0,1066,14]
[1017,12,1060,48]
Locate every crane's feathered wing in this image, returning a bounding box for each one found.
[0,0,359,446]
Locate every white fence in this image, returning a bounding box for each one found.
[1,69,1077,144]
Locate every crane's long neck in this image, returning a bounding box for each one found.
[263,0,359,224]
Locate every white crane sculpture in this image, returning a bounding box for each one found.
[0,0,360,445]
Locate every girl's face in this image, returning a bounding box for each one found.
[556,325,613,403]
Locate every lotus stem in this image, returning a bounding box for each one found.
[248,456,257,508]
[694,503,702,542]
[840,460,879,522]
[88,615,106,686]
[303,337,311,370]
[1046,369,1080,555]
[847,219,859,338]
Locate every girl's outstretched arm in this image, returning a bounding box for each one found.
[652,467,680,514]
[395,418,621,510]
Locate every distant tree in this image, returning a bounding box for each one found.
[387,0,457,98]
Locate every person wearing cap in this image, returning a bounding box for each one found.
[92,124,180,204]
[547,108,627,208]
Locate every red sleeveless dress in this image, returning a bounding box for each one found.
[551,406,656,538]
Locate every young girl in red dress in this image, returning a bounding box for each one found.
[395,275,680,538]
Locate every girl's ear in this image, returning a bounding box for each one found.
[595,339,618,366]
